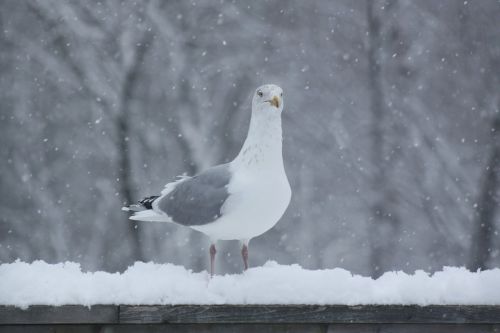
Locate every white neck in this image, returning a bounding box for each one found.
[233,109,284,171]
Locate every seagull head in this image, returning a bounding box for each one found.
[252,84,284,114]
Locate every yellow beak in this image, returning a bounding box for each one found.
[269,95,280,108]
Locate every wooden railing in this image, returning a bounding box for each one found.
[1,305,499,332]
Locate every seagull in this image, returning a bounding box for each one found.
[123,84,291,276]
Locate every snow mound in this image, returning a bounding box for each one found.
[1,260,499,308]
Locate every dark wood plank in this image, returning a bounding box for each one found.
[326,324,500,333]
[0,324,328,333]
[118,305,500,324]
[2,305,500,326]
[1,324,500,333]
[0,305,118,324]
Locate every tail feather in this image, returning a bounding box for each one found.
[130,209,172,222]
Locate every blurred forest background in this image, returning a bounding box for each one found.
[0,0,499,277]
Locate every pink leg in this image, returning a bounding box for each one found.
[209,244,217,277]
[241,243,249,271]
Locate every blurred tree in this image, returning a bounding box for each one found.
[458,1,500,271]
[469,115,500,270]
[365,0,401,276]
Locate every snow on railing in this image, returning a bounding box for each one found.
[1,260,500,308]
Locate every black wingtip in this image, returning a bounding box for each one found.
[138,195,160,210]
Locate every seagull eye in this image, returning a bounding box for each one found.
[257,90,263,97]
[280,92,283,97]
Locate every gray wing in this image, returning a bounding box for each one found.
[157,164,232,226]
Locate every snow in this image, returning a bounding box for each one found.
[1,260,500,309]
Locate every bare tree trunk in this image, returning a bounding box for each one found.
[468,114,500,270]
[117,32,153,263]
[459,3,500,271]
[366,0,400,277]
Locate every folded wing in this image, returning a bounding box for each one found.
[156,164,232,226]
